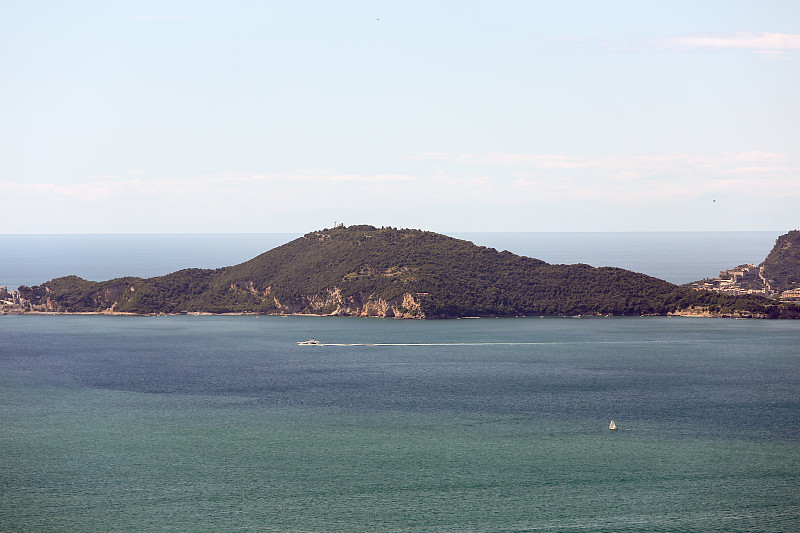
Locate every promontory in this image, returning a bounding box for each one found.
[2,225,799,318]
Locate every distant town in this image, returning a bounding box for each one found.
[687,264,800,301]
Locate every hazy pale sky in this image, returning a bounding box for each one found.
[2,1,798,233]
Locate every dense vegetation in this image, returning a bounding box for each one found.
[761,230,800,293]
[16,225,800,318]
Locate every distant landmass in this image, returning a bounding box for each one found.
[762,230,800,295]
[2,225,799,318]
[686,230,800,301]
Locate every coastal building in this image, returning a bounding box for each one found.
[687,264,769,296]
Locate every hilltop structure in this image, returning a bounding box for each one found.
[3,225,799,318]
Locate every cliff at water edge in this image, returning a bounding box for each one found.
[3,225,799,318]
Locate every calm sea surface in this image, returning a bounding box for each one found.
[0,231,782,289]
[1,315,798,532]
[1,232,796,531]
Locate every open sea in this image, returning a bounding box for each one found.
[1,232,798,531]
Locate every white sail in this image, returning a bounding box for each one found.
[609,419,618,430]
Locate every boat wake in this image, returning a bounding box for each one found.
[308,340,679,347]
[322,342,561,346]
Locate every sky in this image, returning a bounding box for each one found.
[1,0,798,233]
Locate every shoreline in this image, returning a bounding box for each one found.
[0,309,776,319]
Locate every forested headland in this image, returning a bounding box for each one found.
[762,230,800,294]
[5,225,799,318]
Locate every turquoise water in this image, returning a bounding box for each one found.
[1,315,798,531]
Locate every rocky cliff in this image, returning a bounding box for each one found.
[7,226,800,318]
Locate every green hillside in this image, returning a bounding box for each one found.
[761,230,800,293]
[15,225,798,318]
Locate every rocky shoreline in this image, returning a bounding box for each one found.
[4,227,798,319]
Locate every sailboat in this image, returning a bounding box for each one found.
[609,419,619,431]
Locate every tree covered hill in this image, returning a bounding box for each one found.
[762,230,800,293]
[14,225,798,318]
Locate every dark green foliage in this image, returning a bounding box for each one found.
[27,226,800,318]
[113,268,277,314]
[20,276,142,312]
[761,230,800,293]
